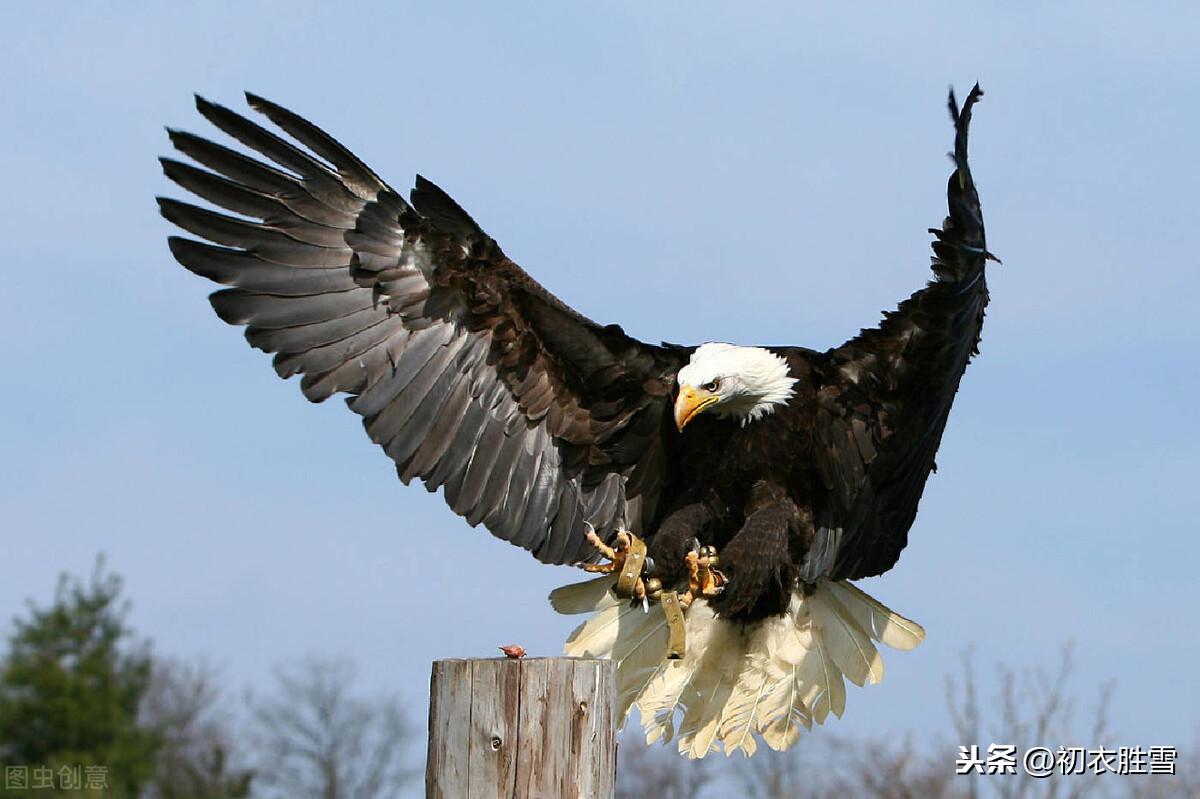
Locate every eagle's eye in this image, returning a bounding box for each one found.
[702,379,721,393]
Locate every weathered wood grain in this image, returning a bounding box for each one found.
[569,659,616,799]
[426,659,473,799]
[468,659,521,797]
[426,657,616,798]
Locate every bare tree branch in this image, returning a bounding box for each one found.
[249,657,418,799]
[615,734,713,799]
[617,642,1186,799]
[947,646,982,799]
[140,658,253,799]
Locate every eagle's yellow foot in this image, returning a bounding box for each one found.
[678,544,727,610]
[581,525,650,601]
[581,525,623,572]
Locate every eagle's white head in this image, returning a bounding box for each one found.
[674,343,798,430]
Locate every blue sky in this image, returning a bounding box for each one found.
[2,0,1197,777]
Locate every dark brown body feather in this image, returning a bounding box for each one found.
[159,87,990,622]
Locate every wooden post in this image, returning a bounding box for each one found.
[426,657,616,799]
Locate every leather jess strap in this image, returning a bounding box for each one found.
[615,534,647,598]
[659,591,687,660]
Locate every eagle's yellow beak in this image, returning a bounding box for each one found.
[674,385,719,431]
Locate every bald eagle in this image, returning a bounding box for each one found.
[159,85,990,757]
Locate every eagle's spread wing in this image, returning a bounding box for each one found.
[159,93,687,565]
[804,85,991,582]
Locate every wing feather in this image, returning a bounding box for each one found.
[162,94,687,563]
[804,85,991,581]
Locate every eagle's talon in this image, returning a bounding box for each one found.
[677,544,727,609]
[580,522,620,572]
[582,525,650,600]
[584,528,723,608]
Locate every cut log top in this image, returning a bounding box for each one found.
[426,657,616,799]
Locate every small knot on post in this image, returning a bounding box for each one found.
[426,657,616,798]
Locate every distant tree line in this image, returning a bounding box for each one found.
[0,560,1192,798]
[0,559,417,799]
[615,645,1197,799]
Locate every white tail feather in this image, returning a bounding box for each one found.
[796,624,845,722]
[716,646,775,757]
[825,581,925,650]
[563,603,625,658]
[550,575,922,757]
[809,590,884,686]
[676,608,744,758]
[550,574,621,615]
[636,660,694,743]
[636,603,724,744]
[613,616,670,721]
[759,663,813,751]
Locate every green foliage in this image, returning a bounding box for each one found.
[0,558,160,797]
